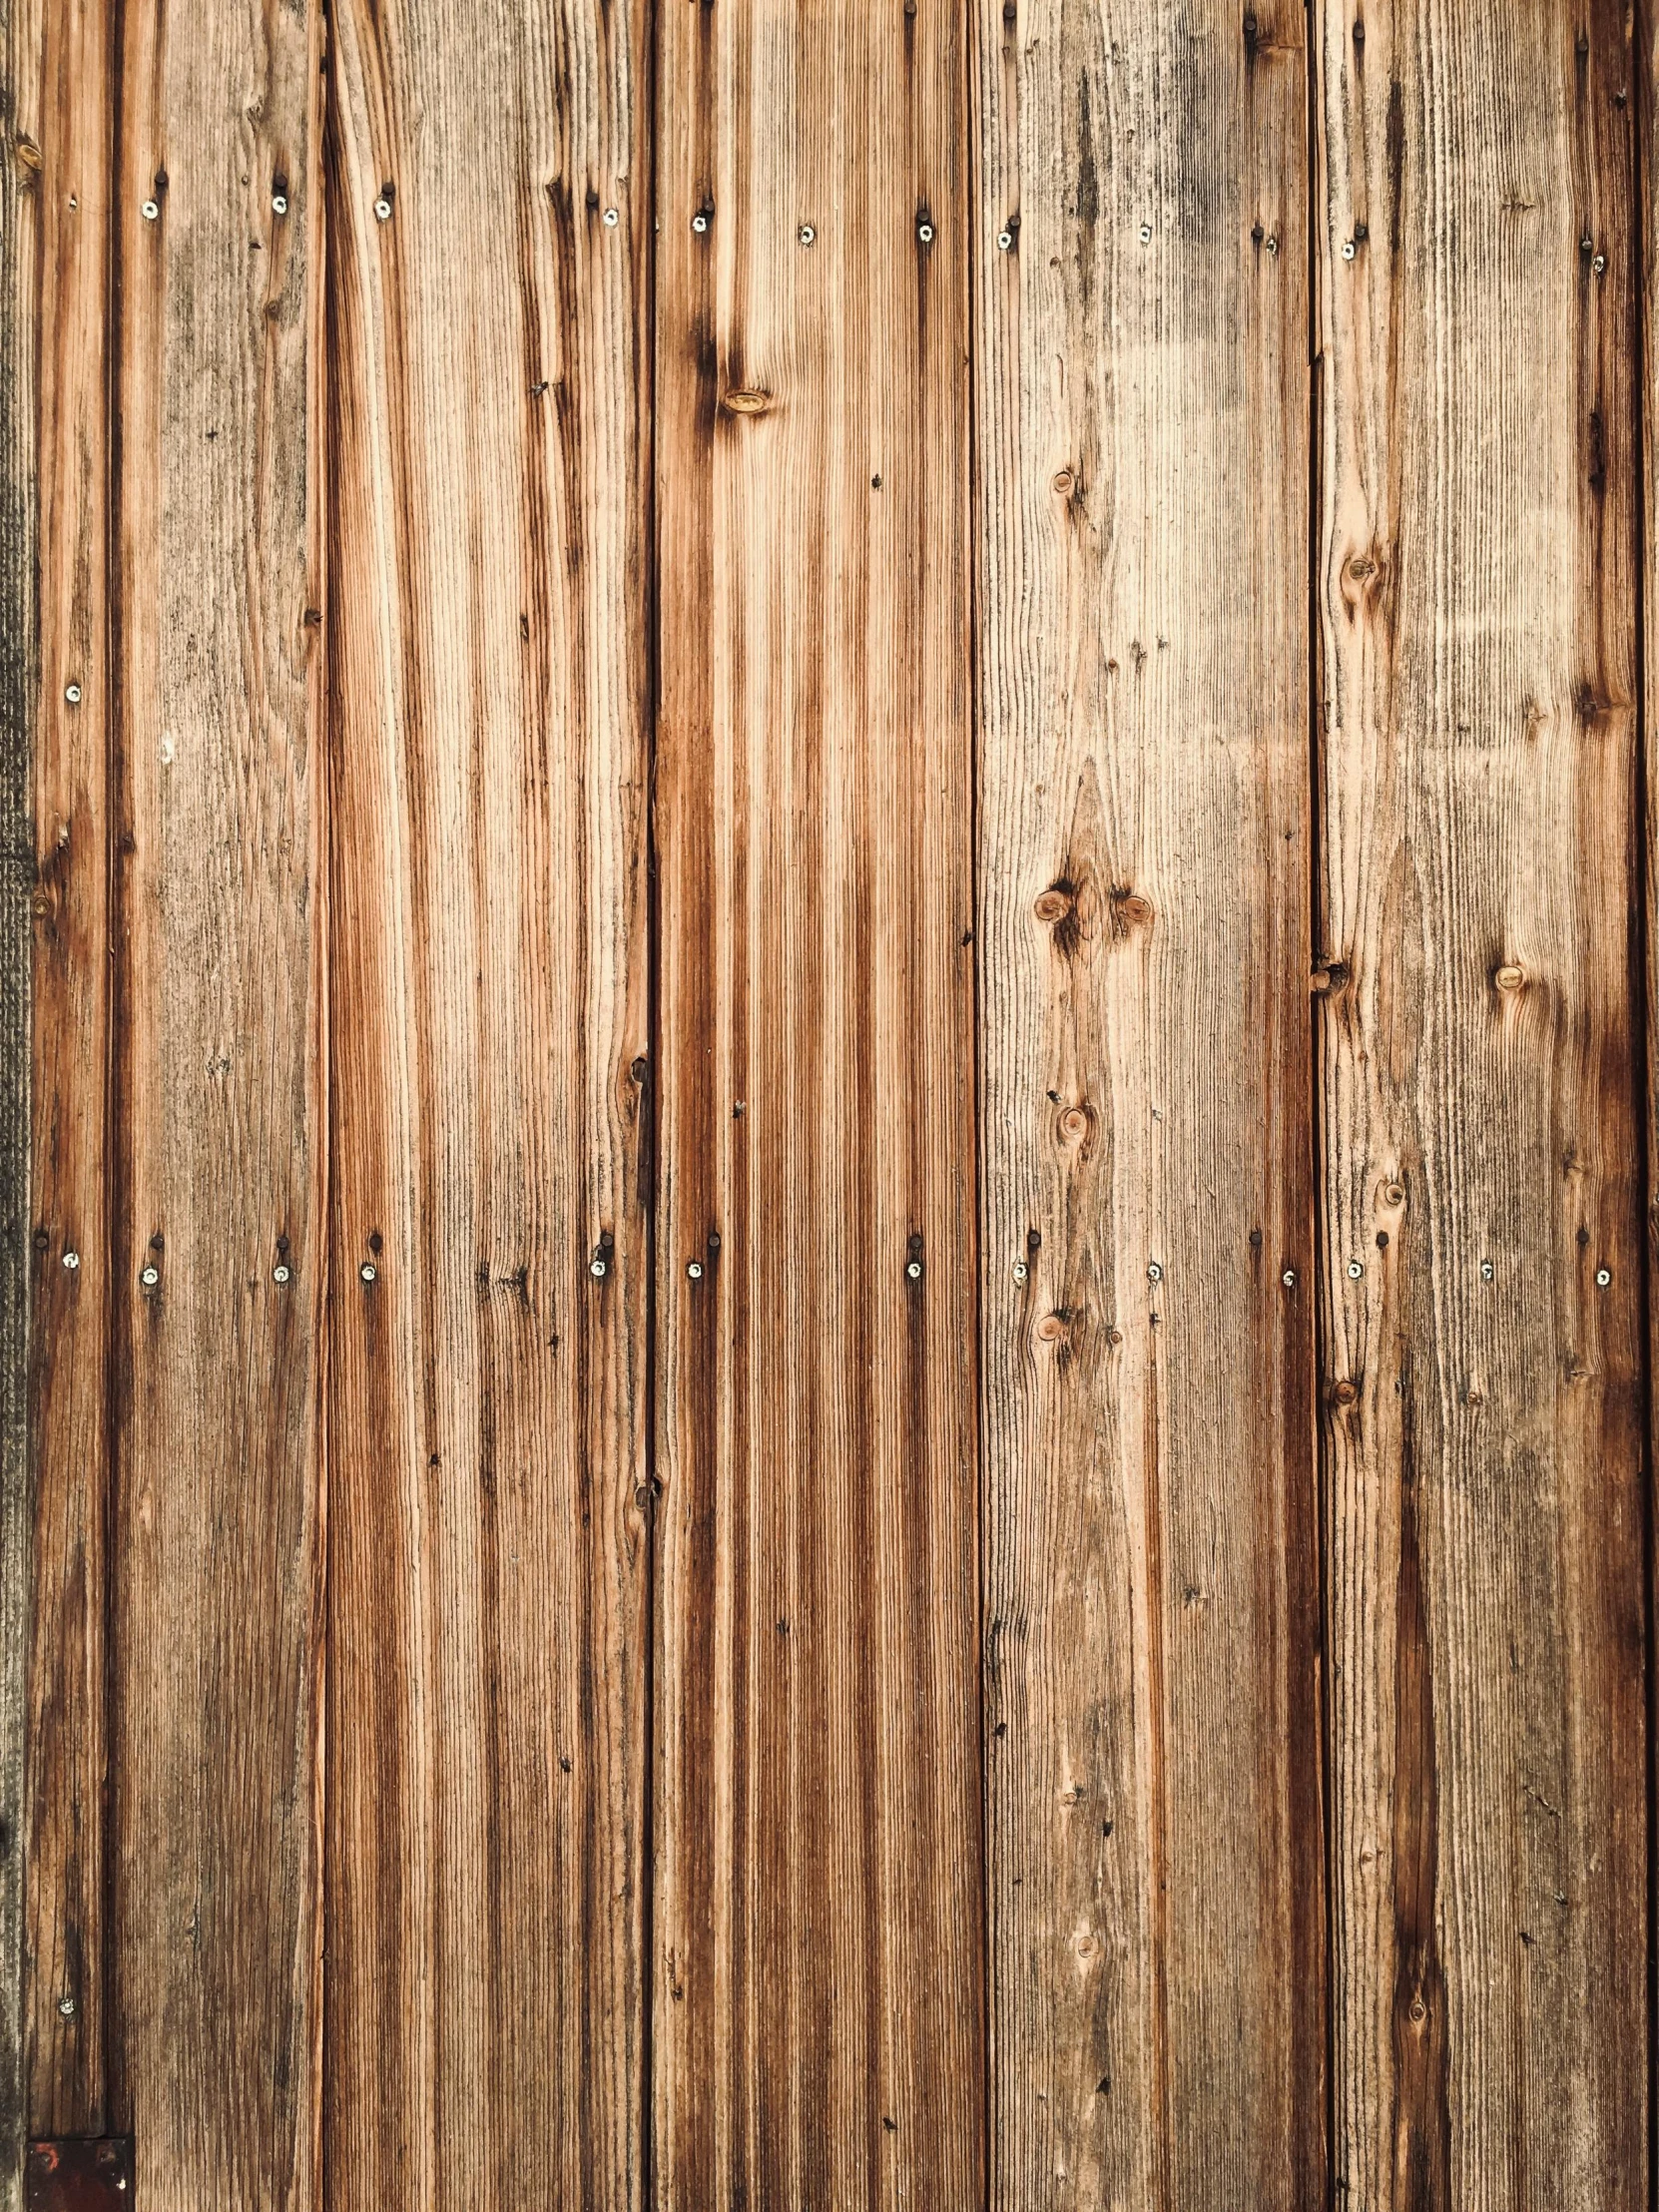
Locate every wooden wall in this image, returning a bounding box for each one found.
[0,1,1650,2207]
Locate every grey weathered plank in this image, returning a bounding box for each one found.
[1318,2,1646,2203]
[973,1,1325,2204]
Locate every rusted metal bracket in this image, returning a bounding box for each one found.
[24,2141,133,2210]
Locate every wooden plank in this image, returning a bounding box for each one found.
[322,4,652,2206]
[20,0,112,2148]
[972,3,1324,2205]
[0,0,45,2191]
[105,3,324,2203]
[652,4,983,2203]
[1318,3,1646,2204]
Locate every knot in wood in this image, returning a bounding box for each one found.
[721,388,772,416]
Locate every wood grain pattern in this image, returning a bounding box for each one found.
[973,4,1324,2204]
[323,3,652,2205]
[1317,3,1647,2203]
[652,2,984,2204]
[105,3,324,2205]
[0,0,44,2191]
[21,0,112,2147]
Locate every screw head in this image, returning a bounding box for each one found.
[273,193,288,216]
[590,1257,608,1279]
[1012,1261,1028,1284]
[603,206,619,228]
[359,1261,377,1283]
[1139,223,1152,243]
[997,230,1013,251]
[373,196,393,222]
[62,1250,80,1271]
[905,1259,922,1280]
[273,1263,291,1285]
[140,1265,159,1288]
[65,682,82,704]
[918,221,935,245]
[1342,239,1357,262]
[1596,1267,1612,1288]
[1347,1260,1364,1280]
[687,1260,704,1281]
[1265,234,1279,256]
[1593,254,1607,276]
[141,198,160,222]
[1480,1259,1494,1282]
[1282,1269,1297,1288]
[799,223,816,246]
[1147,1261,1163,1283]
[57,1995,75,2018]
[692,212,710,235]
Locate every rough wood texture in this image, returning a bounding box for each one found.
[652,4,983,2205]
[973,4,1324,2204]
[323,3,653,2206]
[0,0,42,2194]
[105,4,324,2205]
[1318,3,1647,2204]
[21,0,111,2149]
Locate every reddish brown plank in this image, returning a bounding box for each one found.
[21,0,113,2144]
[322,4,653,2206]
[652,3,985,2203]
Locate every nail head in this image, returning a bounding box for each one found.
[918,221,935,244]
[273,1263,290,1285]
[373,196,392,222]
[140,1265,159,1288]
[1012,1261,1028,1284]
[65,683,82,704]
[687,1260,703,1281]
[1282,1269,1297,1288]
[1147,1261,1163,1283]
[590,1257,608,1279]
[906,1259,922,1280]
[799,223,816,246]
[692,212,710,235]
[141,199,159,222]
[603,207,619,227]
[1342,239,1357,261]
[1597,1267,1612,1287]
[1347,1260,1364,1279]
[359,1261,377,1283]
[997,229,1013,251]
[273,193,288,216]
[62,1250,79,1271]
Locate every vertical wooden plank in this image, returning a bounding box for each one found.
[653,4,983,2205]
[0,0,45,2190]
[323,3,652,2206]
[972,2,1323,2206]
[1319,4,1646,2205]
[21,0,112,2149]
[107,2,324,2203]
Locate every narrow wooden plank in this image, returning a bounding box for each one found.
[323,4,652,2206]
[20,0,112,2145]
[1319,4,1646,2204]
[653,4,983,2203]
[0,0,47,2190]
[972,3,1324,2205]
[107,4,325,2203]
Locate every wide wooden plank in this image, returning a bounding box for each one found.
[106,3,324,2203]
[653,4,983,2203]
[15,0,112,2151]
[1318,3,1646,2204]
[323,4,652,2206]
[972,3,1324,2205]
[0,0,45,2187]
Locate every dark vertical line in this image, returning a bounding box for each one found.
[962,2,991,2206]
[1630,11,1657,2209]
[1303,7,1337,2210]
[638,0,662,2196]
[99,0,128,2136]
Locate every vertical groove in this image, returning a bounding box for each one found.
[639,0,662,2195]
[1305,7,1336,2208]
[98,0,128,2133]
[1633,8,1657,2208]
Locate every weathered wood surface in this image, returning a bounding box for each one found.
[0,0,42,2192]
[19,0,110,2156]
[103,4,324,2206]
[973,3,1324,2204]
[323,2,653,2205]
[1318,3,1647,2204]
[652,0,984,2202]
